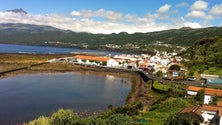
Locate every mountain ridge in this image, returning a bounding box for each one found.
[5,8,27,14]
[0,23,222,53]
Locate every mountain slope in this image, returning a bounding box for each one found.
[181,37,222,76]
[5,8,27,14]
[0,23,62,35]
[0,23,222,53]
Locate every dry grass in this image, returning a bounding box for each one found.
[0,53,73,72]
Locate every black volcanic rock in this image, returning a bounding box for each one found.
[5,8,27,14]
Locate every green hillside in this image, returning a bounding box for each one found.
[1,23,222,53]
[181,37,222,76]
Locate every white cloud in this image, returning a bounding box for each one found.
[186,10,206,18]
[1,6,218,34]
[70,9,122,21]
[190,0,208,11]
[176,2,189,8]
[157,4,171,13]
[210,4,222,15]
[70,11,81,16]
[0,11,170,34]
[184,22,201,28]
[186,0,214,21]
[186,10,213,20]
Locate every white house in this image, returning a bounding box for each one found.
[74,55,120,67]
[204,89,222,104]
[160,58,170,66]
[200,104,222,125]
[107,59,120,67]
[74,55,110,65]
[187,86,202,96]
[150,56,161,63]
[187,86,222,104]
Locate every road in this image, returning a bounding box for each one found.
[146,72,204,86]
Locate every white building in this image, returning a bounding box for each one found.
[74,55,119,67]
[200,104,222,125]
[204,89,222,104]
[107,59,120,67]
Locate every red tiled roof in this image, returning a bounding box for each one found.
[217,101,222,106]
[187,86,203,92]
[205,89,222,96]
[188,86,222,97]
[74,55,110,62]
[179,106,203,120]
[219,109,222,116]
[202,104,222,112]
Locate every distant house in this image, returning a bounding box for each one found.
[187,86,203,96]
[204,89,222,104]
[74,55,119,67]
[150,56,161,63]
[179,105,203,123]
[124,60,137,69]
[138,60,149,70]
[179,102,222,125]
[200,104,222,124]
[107,58,120,67]
[187,86,222,104]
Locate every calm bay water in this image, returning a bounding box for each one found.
[0,72,132,125]
[0,43,121,55]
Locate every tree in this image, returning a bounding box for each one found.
[169,65,181,71]
[24,116,50,125]
[156,71,163,77]
[195,89,204,104]
[84,116,106,125]
[209,96,218,105]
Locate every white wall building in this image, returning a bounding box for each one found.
[107,59,120,67]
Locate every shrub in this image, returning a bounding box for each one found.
[24,116,50,125]
[50,109,81,125]
[106,114,132,125]
[164,114,192,125]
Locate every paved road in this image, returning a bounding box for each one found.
[146,73,204,86]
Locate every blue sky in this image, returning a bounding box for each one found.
[0,0,222,34]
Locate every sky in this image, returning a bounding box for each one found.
[0,0,222,34]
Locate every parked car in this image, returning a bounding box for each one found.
[187,76,196,81]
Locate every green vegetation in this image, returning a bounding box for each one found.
[137,97,188,125]
[181,37,222,76]
[164,114,199,125]
[152,81,187,97]
[168,65,181,71]
[132,81,189,125]
[24,102,143,125]
[195,89,204,104]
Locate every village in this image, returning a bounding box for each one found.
[47,51,222,125]
[47,51,186,80]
